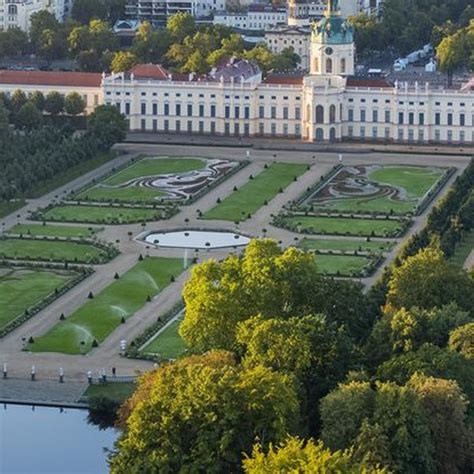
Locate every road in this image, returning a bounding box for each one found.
[0,143,470,390]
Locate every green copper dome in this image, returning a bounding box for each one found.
[312,1,354,45]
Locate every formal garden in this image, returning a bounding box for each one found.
[0,265,91,337]
[7,223,100,239]
[28,256,186,354]
[202,162,308,222]
[73,156,243,204]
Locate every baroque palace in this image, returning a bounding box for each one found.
[1,0,473,145]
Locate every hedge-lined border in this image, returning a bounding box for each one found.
[28,203,178,225]
[0,236,119,264]
[0,264,94,338]
[272,213,412,239]
[124,301,186,362]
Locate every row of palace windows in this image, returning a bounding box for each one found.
[347,109,470,126]
[347,126,471,143]
[139,119,301,137]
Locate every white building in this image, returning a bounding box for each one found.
[1,0,472,146]
[102,0,474,145]
[265,26,310,70]
[213,5,287,31]
[125,0,225,23]
[0,70,102,113]
[0,0,71,31]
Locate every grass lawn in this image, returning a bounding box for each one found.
[83,383,136,403]
[0,238,107,263]
[309,166,446,215]
[75,157,206,203]
[142,315,186,360]
[25,153,116,199]
[0,267,75,331]
[8,224,100,239]
[102,157,205,186]
[202,163,308,221]
[451,232,474,268]
[369,166,444,198]
[299,238,394,253]
[315,254,373,275]
[41,205,164,224]
[280,215,404,237]
[29,257,185,354]
[0,200,25,219]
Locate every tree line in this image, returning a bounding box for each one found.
[0,102,126,201]
[109,189,474,474]
[349,0,473,59]
[0,11,300,75]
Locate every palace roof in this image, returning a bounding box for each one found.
[0,70,102,87]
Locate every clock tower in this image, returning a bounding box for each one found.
[309,0,355,76]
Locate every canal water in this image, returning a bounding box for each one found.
[0,403,117,474]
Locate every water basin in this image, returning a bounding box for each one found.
[143,230,250,249]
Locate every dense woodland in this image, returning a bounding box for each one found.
[0,101,126,201]
[109,161,474,472]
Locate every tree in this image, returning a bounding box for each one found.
[386,245,474,314]
[386,303,471,353]
[29,91,45,111]
[10,89,27,112]
[242,44,276,74]
[16,102,43,130]
[180,239,320,352]
[437,30,467,84]
[132,22,172,63]
[110,51,138,72]
[243,437,387,473]
[44,91,65,115]
[37,28,66,61]
[64,92,86,116]
[110,351,299,473]
[68,25,92,56]
[87,104,126,149]
[449,322,474,359]
[376,343,474,407]
[0,103,9,137]
[408,374,473,473]
[29,11,60,53]
[320,380,435,474]
[181,50,209,74]
[273,47,300,71]
[167,12,196,43]
[0,27,28,57]
[76,49,101,72]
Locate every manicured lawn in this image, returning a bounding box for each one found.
[299,238,393,253]
[40,205,164,224]
[83,383,136,403]
[0,238,107,263]
[0,268,75,331]
[8,224,100,239]
[25,152,116,198]
[0,200,25,219]
[141,315,186,360]
[75,157,235,204]
[29,257,185,354]
[369,166,444,198]
[102,157,205,186]
[280,215,404,237]
[202,163,308,221]
[308,165,446,215]
[315,254,373,275]
[451,232,474,268]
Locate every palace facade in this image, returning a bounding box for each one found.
[103,1,474,145]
